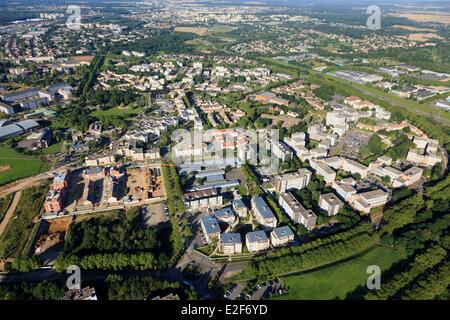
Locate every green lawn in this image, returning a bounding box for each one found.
[39,142,64,155]
[0,146,48,186]
[272,245,406,300]
[90,105,143,118]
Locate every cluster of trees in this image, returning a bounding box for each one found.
[90,89,138,109]
[313,85,335,101]
[400,261,450,300]
[385,132,415,161]
[106,275,180,300]
[111,30,194,56]
[241,164,263,196]
[75,54,105,100]
[52,103,94,131]
[53,210,173,271]
[161,163,189,265]
[0,281,64,300]
[359,134,385,162]
[63,210,168,255]
[382,195,425,235]
[365,245,447,300]
[54,251,158,272]
[237,232,376,281]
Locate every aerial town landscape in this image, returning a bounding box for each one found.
[0,0,449,304]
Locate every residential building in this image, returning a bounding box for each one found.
[342,158,369,178]
[183,188,223,211]
[278,192,317,230]
[213,206,236,225]
[246,230,270,252]
[310,159,336,184]
[251,196,277,229]
[332,181,357,201]
[319,193,344,216]
[200,215,221,243]
[273,168,312,193]
[270,226,295,247]
[220,233,242,255]
[351,189,389,214]
[271,141,293,162]
[232,198,248,217]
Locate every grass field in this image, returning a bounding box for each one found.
[0,146,48,186]
[272,245,406,300]
[90,106,143,118]
[39,142,64,155]
[0,184,48,259]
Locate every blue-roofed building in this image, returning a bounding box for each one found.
[232,198,248,217]
[246,230,269,252]
[200,215,221,243]
[219,233,242,255]
[0,119,39,141]
[47,82,72,95]
[270,226,295,247]
[251,196,277,229]
[213,206,236,224]
[196,168,225,179]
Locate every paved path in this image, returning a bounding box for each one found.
[0,190,22,238]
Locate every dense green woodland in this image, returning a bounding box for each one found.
[53,209,175,271]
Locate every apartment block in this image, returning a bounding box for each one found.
[273,168,312,193]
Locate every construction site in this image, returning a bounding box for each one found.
[43,164,166,219]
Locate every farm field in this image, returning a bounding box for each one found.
[0,146,48,186]
[272,245,406,300]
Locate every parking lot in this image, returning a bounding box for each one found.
[142,202,168,226]
[339,130,371,158]
[224,279,286,300]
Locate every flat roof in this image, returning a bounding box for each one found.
[272,226,294,239]
[183,188,219,201]
[253,196,276,220]
[280,192,316,220]
[220,233,241,244]
[320,193,344,206]
[360,189,387,200]
[246,230,268,243]
[201,215,220,235]
[213,206,235,220]
[274,168,311,182]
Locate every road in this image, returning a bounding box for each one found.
[0,190,22,238]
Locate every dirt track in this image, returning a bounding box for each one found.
[0,190,22,238]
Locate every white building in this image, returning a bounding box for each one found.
[246,230,270,252]
[278,192,317,230]
[273,168,312,193]
[270,226,295,247]
[319,193,344,216]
